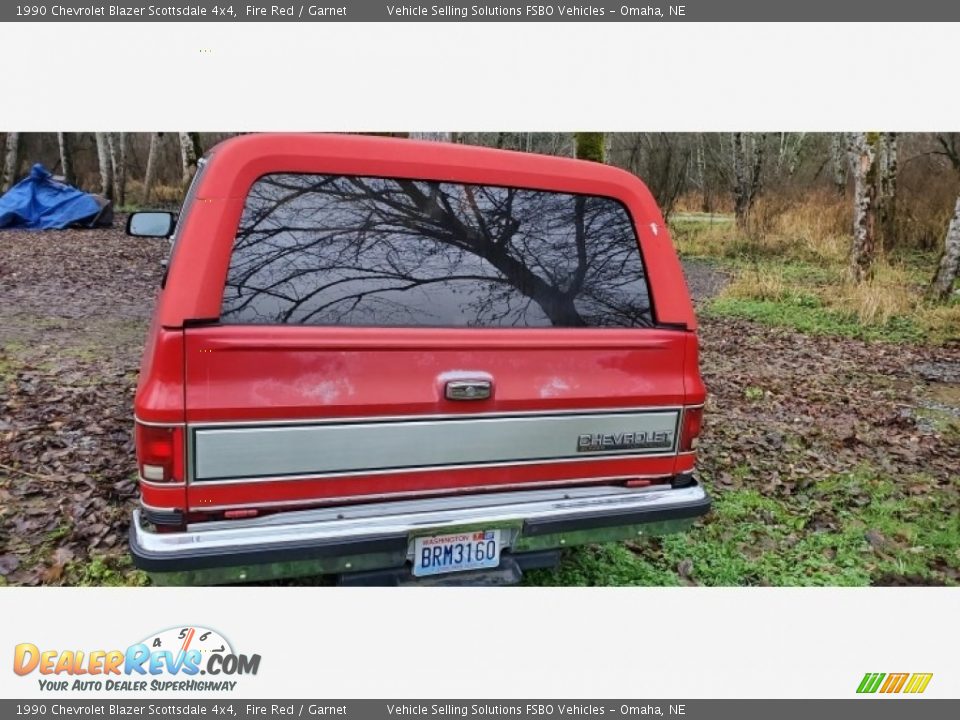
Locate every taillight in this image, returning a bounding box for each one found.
[679,406,704,452]
[135,423,184,483]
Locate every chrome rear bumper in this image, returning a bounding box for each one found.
[130,481,710,585]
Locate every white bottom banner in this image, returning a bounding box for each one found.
[0,588,955,699]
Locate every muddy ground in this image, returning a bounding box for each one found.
[0,225,957,585]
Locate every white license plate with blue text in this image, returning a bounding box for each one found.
[412,530,501,576]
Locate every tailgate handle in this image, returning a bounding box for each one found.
[445,379,492,401]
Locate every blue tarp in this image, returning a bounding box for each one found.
[0,164,107,230]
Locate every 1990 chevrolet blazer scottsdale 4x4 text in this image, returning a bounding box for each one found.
[126,133,710,585]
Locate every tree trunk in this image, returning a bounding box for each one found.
[878,132,898,249]
[574,133,605,163]
[114,132,128,207]
[733,133,765,227]
[732,133,746,225]
[178,132,199,190]
[57,132,75,186]
[849,132,880,282]
[95,132,114,201]
[107,133,120,205]
[143,132,161,205]
[2,132,20,192]
[831,132,847,196]
[928,195,960,302]
[786,133,805,176]
[749,133,765,202]
[697,133,710,212]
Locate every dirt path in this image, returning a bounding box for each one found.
[681,258,729,304]
[0,227,957,586]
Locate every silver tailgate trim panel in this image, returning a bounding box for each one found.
[191,409,680,482]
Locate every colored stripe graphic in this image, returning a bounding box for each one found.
[903,673,934,694]
[857,673,885,693]
[857,672,932,694]
[880,673,909,693]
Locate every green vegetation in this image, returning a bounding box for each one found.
[672,207,960,344]
[65,555,149,587]
[526,466,960,586]
[706,296,928,343]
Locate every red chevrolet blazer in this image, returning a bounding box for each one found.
[126,133,709,585]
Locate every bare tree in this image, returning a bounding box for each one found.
[142,132,162,205]
[2,132,20,191]
[934,133,960,173]
[621,133,690,219]
[878,132,898,247]
[106,133,125,206]
[410,132,453,142]
[849,132,880,282]
[95,132,114,201]
[57,132,75,186]
[776,132,806,176]
[831,132,847,195]
[178,132,200,190]
[928,195,960,301]
[696,133,710,211]
[574,133,605,163]
[732,132,765,228]
[114,132,128,206]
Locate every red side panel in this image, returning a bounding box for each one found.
[134,321,187,511]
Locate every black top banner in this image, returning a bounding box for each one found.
[3,0,959,22]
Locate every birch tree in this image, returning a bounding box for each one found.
[57,132,75,186]
[142,132,162,205]
[928,196,960,301]
[849,132,880,282]
[178,132,200,190]
[106,133,121,204]
[2,132,20,191]
[95,132,114,201]
[114,132,128,206]
[574,132,605,163]
[776,132,805,176]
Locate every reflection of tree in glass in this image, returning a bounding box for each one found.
[221,174,653,328]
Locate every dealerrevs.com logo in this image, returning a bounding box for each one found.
[13,626,260,693]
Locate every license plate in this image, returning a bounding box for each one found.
[412,530,501,577]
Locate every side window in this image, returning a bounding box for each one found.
[220,174,654,328]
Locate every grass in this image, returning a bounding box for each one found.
[526,466,960,586]
[65,555,149,587]
[672,197,960,344]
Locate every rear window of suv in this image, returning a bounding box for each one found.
[220,173,654,328]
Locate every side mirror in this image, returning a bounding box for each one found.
[127,211,176,238]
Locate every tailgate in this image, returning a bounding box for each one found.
[182,326,688,512]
